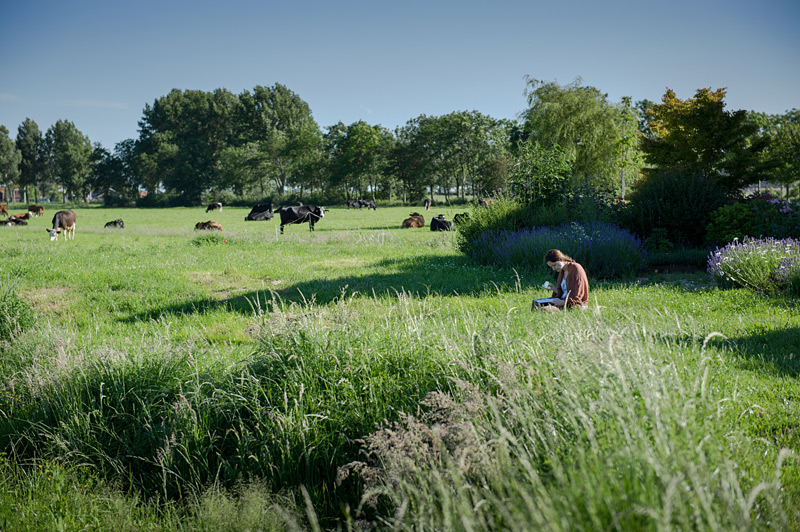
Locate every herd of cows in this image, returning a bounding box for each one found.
[0,199,473,240]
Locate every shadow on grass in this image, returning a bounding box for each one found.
[709,326,800,377]
[121,254,540,324]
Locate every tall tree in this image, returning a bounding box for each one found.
[238,84,322,194]
[519,77,627,192]
[327,121,393,200]
[0,125,22,193]
[16,118,47,202]
[640,88,767,192]
[45,119,93,202]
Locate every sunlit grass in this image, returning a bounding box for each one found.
[1,205,799,530]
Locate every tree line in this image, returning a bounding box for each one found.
[1,79,798,206]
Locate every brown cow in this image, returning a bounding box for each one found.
[401,212,425,228]
[46,210,77,241]
[28,204,45,217]
[0,204,8,218]
[205,202,223,213]
[195,220,223,231]
[9,212,31,221]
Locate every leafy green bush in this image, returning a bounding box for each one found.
[190,233,227,246]
[455,194,532,254]
[0,279,35,343]
[705,196,800,246]
[622,169,729,246]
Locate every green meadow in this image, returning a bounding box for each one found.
[1,205,799,531]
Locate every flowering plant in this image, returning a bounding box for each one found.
[470,222,646,279]
[707,237,800,293]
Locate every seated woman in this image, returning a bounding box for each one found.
[532,249,589,310]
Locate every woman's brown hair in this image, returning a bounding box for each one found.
[544,249,574,264]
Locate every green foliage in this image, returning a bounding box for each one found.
[0,125,21,186]
[623,168,729,246]
[454,195,530,254]
[518,77,641,192]
[509,141,572,204]
[705,198,800,245]
[0,278,35,343]
[45,119,93,201]
[641,88,767,192]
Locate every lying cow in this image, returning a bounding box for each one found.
[346,199,360,209]
[401,212,425,228]
[453,212,470,225]
[430,214,453,231]
[206,202,223,213]
[277,204,325,234]
[0,204,8,218]
[8,212,31,222]
[244,203,274,221]
[195,220,223,231]
[1,218,27,226]
[104,219,125,229]
[46,210,77,241]
[28,204,45,217]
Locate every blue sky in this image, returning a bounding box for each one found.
[1,0,798,149]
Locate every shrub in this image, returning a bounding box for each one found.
[455,194,531,254]
[0,278,35,343]
[772,256,800,297]
[469,222,646,279]
[623,169,729,246]
[707,237,800,293]
[705,195,800,246]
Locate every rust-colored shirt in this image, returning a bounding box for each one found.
[552,262,589,308]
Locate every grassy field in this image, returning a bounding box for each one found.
[1,204,799,531]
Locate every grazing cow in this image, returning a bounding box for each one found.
[8,212,31,222]
[195,220,223,231]
[430,214,453,231]
[346,199,360,209]
[401,212,425,229]
[0,204,8,218]
[453,212,470,225]
[276,204,325,234]
[28,205,45,217]
[104,219,125,229]
[359,199,377,210]
[244,203,274,221]
[206,202,223,213]
[46,210,77,241]
[423,198,431,210]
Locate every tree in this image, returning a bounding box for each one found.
[238,84,322,195]
[16,118,47,202]
[519,77,630,193]
[640,88,767,192]
[0,125,21,192]
[327,121,393,200]
[510,141,573,205]
[45,120,93,202]
[751,109,800,196]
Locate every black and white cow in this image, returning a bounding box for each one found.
[346,199,360,209]
[244,203,274,221]
[104,219,125,229]
[206,202,223,213]
[46,210,77,241]
[430,214,453,231]
[359,199,376,210]
[277,204,325,234]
